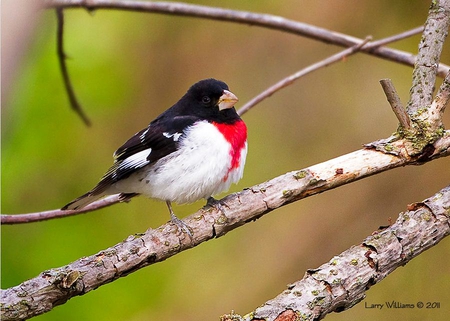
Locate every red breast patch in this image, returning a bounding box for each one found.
[212,120,247,176]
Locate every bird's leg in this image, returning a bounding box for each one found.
[166,201,193,238]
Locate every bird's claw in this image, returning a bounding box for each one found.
[205,197,228,214]
[170,215,194,239]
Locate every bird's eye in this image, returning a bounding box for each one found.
[201,96,211,104]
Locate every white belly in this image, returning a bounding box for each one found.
[113,121,247,204]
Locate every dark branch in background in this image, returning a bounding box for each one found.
[56,8,91,126]
[44,0,449,77]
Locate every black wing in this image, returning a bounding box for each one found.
[90,115,199,194]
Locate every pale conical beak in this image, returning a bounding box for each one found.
[218,90,239,110]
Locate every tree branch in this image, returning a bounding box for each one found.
[221,185,450,321]
[1,131,450,319]
[393,0,450,155]
[364,26,424,48]
[238,26,427,116]
[0,195,121,224]
[44,0,449,78]
[407,0,450,112]
[2,130,449,225]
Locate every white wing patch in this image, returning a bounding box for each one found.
[117,148,152,172]
[163,132,182,142]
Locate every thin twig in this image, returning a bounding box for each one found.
[238,26,426,117]
[237,36,372,116]
[379,78,411,129]
[1,195,121,224]
[364,26,424,49]
[56,8,91,126]
[44,0,450,78]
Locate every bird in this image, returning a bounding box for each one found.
[62,78,248,236]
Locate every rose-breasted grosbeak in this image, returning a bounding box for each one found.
[62,78,247,235]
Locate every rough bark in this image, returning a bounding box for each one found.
[1,133,450,320]
[224,185,450,321]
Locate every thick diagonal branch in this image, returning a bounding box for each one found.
[225,185,450,321]
[1,131,450,320]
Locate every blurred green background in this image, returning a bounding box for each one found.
[2,1,450,320]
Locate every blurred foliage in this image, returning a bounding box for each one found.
[2,1,450,320]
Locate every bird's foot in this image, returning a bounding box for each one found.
[205,197,228,214]
[170,212,194,239]
[206,196,217,207]
[166,200,193,239]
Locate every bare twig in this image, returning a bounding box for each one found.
[238,37,372,116]
[56,8,91,126]
[1,195,121,224]
[44,0,449,78]
[364,26,424,49]
[379,78,411,129]
[238,26,425,116]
